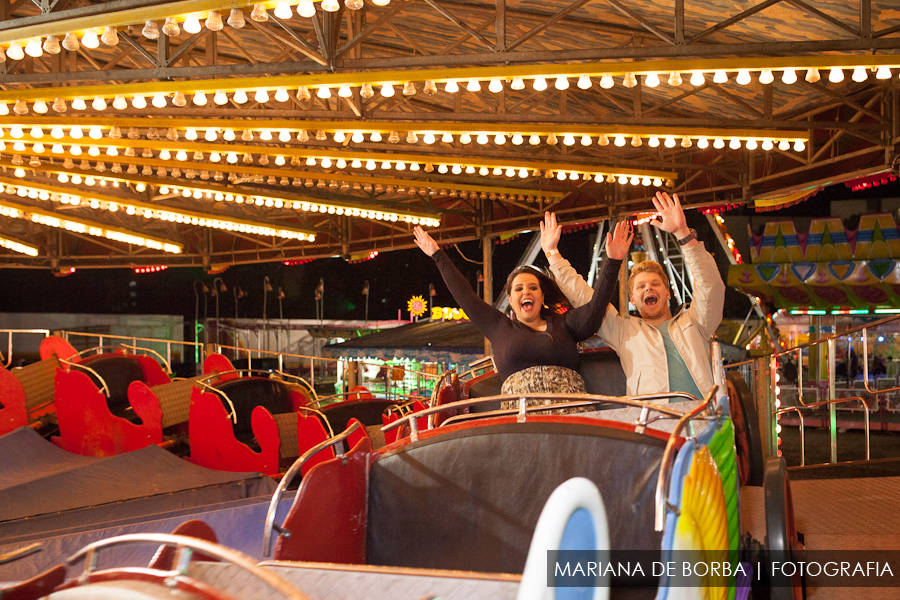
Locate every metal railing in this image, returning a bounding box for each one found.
[61,330,201,370]
[0,328,50,368]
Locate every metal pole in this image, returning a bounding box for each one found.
[263,276,270,353]
[482,233,493,356]
[828,336,837,463]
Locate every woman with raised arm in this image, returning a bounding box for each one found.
[413,220,632,412]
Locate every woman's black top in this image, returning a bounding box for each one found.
[431,249,622,383]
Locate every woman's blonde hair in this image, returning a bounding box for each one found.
[627,261,670,295]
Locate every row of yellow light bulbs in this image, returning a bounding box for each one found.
[0,222,38,256]
[0,202,182,254]
[2,136,673,184]
[2,183,312,242]
[1,1,389,60]
[7,169,440,227]
[0,121,807,153]
[0,63,893,113]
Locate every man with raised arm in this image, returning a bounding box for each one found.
[542,191,726,401]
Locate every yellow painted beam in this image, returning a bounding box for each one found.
[3,155,564,200]
[0,174,318,238]
[0,191,184,251]
[4,135,680,180]
[0,116,810,142]
[0,0,293,44]
[0,55,897,100]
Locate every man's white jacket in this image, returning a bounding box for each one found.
[549,243,725,399]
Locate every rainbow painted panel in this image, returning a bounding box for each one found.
[674,446,729,600]
[708,421,741,600]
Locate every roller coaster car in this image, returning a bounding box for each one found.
[258,343,800,599]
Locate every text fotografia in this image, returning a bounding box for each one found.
[548,551,900,588]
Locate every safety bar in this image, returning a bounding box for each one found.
[0,329,50,368]
[66,533,310,600]
[61,331,202,370]
[59,358,110,397]
[382,390,707,443]
[776,395,870,464]
[0,542,41,566]
[862,328,900,396]
[654,385,719,532]
[262,421,363,557]
[119,344,173,375]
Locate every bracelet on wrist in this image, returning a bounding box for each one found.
[545,249,559,257]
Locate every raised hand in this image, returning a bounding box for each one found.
[606,219,634,261]
[648,191,690,239]
[413,226,440,257]
[539,211,561,254]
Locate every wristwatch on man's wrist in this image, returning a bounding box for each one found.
[676,228,697,246]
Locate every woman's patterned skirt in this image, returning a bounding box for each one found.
[500,365,595,415]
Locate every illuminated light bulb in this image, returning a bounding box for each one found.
[850,66,868,82]
[221,128,235,141]
[91,96,107,111]
[13,167,24,177]
[272,0,294,19]
[664,136,676,148]
[805,67,820,83]
[106,146,117,156]
[599,73,614,89]
[297,0,316,17]
[533,76,547,91]
[622,72,637,88]
[209,151,221,162]
[159,149,171,160]
[250,4,269,23]
[512,133,524,145]
[109,94,127,110]
[689,71,705,86]
[576,74,592,89]
[51,126,64,139]
[366,159,376,170]
[828,67,844,83]
[42,35,60,54]
[505,167,515,177]
[421,132,435,144]
[761,139,774,150]
[680,136,692,148]
[713,70,727,83]
[576,134,591,146]
[88,145,100,156]
[460,132,472,144]
[381,82,395,97]
[152,92,167,107]
[351,158,362,168]
[12,141,24,151]
[445,80,459,93]
[61,31,80,51]
[131,94,147,108]
[642,177,651,186]
[465,165,475,174]
[321,157,333,168]
[758,68,774,84]
[316,85,331,99]
[331,130,345,142]
[630,176,640,185]
[778,67,797,84]
[509,76,526,91]
[554,75,569,90]
[32,98,48,114]
[226,152,238,163]
[254,88,270,103]
[190,91,207,106]
[614,134,626,147]
[276,129,290,142]
[488,78,503,93]
[438,132,452,143]
[83,29,103,49]
[183,128,197,141]
[233,89,248,103]
[479,166,489,176]
[369,131,382,142]
[793,140,805,152]
[876,66,891,79]
[382,160,392,170]
[644,72,660,87]
[778,139,790,151]
[494,133,506,145]
[58,173,69,183]
[52,98,66,112]
[6,41,24,60]
[713,137,725,149]
[24,37,42,57]
[476,133,489,145]
[466,78,481,92]
[9,125,22,138]
[746,139,758,150]
[736,68,751,85]
[555,171,565,181]
[668,71,683,86]
[89,126,102,139]
[648,135,660,148]
[697,137,709,149]
[371,0,390,6]
[729,137,741,149]
[546,132,558,145]
[631,135,642,147]
[598,134,609,146]
[321,0,341,12]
